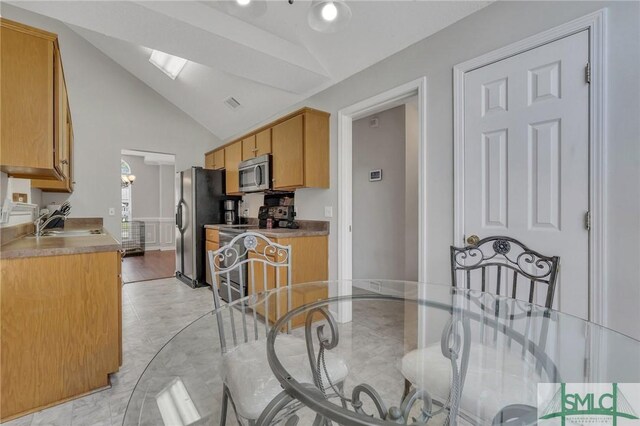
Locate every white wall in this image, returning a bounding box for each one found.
[353,105,406,280]
[219,1,640,339]
[1,4,220,239]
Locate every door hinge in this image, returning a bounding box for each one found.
[584,211,591,231]
[585,63,591,84]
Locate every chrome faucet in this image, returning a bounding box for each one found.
[34,213,68,237]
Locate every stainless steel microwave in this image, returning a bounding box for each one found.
[238,154,271,192]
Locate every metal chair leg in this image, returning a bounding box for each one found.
[220,384,229,426]
[401,378,412,402]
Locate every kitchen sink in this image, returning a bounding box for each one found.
[29,229,105,238]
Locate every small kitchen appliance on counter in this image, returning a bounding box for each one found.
[223,199,238,225]
[258,205,298,229]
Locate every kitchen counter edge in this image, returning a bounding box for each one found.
[204,224,329,238]
[1,229,120,259]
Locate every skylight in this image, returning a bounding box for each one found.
[149,50,188,80]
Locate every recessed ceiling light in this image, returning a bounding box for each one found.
[308,0,352,33]
[149,50,188,80]
[236,0,251,6]
[321,2,338,21]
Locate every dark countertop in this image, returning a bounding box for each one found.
[205,219,329,238]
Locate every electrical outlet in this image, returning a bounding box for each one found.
[324,206,333,218]
[108,208,115,216]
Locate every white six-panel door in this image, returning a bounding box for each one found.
[463,30,590,318]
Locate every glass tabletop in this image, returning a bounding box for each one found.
[123,281,640,426]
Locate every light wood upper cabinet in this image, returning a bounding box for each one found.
[272,110,329,190]
[202,107,328,192]
[214,149,225,170]
[241,135,257,161]
[204,152,215,169]
[224,141,242,195]
[241,129,272,161]
[205,149,225,170]
[1,18,75,189]
[0,19,59,179]
[302,110,330,188]
[32,107,74,192]
[272,115,304,189]
[255,129,272,157]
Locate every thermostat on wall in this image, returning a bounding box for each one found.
[369,169,382,182]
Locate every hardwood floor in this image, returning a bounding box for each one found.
[121,250,175,283]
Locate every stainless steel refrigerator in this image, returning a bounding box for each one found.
[175,167,226,288]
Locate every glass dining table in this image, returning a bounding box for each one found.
[123,280,640,426]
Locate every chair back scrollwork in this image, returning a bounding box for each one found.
[207,231,292,353]
[451,236,559,309]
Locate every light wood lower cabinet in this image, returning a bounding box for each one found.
[204,231,328,327]
[247,235,328,328]
[0,251,122,422]
[205,240,219,286]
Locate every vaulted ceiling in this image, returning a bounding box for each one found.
[9,1,492,140]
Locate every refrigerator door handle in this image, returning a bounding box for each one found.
[176,201,184,232]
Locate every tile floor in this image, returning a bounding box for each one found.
[4,278,214,426]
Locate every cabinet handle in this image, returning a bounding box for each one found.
[61,159,69,165]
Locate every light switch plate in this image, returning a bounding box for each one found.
[324,206,333,218]
[108,208,115,216]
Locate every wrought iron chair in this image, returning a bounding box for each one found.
[401,237,561,423]
[208,232,348,425]
[450,236,560,308]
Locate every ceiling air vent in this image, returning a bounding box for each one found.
[224,97,241,110]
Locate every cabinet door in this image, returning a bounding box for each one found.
[31,106,73,192]
[224,142,242,194]
[0,22,56,177]
[255,129,272,157]
[205,241,219,286]
[272,114,304,189]
[53,47,67,179]
[204,152,215,170]
[213,149,225,170]
[67,115,74,192]
[241,135,256,161]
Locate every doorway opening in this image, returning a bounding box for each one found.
[352,98,419,286]
[337,77,427,323]
[120,149,176,284]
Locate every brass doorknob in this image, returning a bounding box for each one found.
[466,235,480,246]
